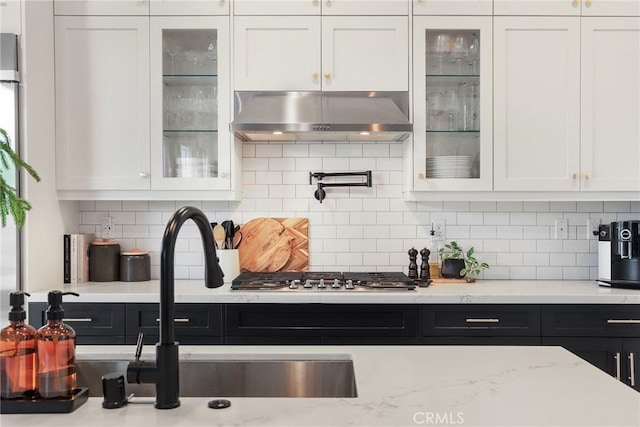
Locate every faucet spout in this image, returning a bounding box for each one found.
[128,206,224,410]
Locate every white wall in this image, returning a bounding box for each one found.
[77,142,640,281]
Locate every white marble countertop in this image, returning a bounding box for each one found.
[3,345,639,427]
[29,280,640,304]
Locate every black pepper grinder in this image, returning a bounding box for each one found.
[408,247,419,279]
[420,247,431,281]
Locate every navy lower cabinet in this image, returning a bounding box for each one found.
[126,303,223,345]
[224,304,420,345]
[420,304,541,345]
[542,305,640,392]
[28,302,126,344]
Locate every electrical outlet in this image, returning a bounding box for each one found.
[554,218,569,239]
[101,216,113,239]
[432,220,446,241]
[587,218,601,240]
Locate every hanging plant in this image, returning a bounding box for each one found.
[0,127,40,228]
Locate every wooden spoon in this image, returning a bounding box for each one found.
[213,224,226,250]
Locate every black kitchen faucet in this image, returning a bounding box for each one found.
[127,206,225,409]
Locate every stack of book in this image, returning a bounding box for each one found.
[63,233,94,284]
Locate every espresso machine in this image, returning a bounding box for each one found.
[598,220,640,289]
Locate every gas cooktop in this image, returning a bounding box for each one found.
[231,271,416,291]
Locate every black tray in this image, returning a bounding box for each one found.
[0,388,89,414]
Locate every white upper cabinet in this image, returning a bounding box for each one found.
[234,16,321,91]
[493,17,581,192]
[413,0,492,16]
[1,0,22,34]
[580,17,640,191]
[494,16,640,193]
[234,16,408,91]
[54,0,229,16]
[55,16,151,191]
[411,16,493,192]
[494,0,639,16]
[234,0,408,15]
[54,0,150,15]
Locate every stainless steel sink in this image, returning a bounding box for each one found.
[76,359,358,398]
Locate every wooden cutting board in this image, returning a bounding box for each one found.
[238,218,309,272]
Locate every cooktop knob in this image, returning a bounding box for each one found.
[345,279,354,290]
[318,278,326,288]
[288,280,298,289]
[304,279,312,288]
[332,279,341,289]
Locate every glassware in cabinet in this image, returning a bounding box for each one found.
[425,29,480,179]
[411,17,492,192]
[161,28,219,180]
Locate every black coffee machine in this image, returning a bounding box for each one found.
[598,220,640,289]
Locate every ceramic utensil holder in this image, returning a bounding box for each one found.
[217,249,240,283]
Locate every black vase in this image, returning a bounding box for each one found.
[440,259,465,279]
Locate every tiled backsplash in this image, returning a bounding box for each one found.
[78,143,640,281]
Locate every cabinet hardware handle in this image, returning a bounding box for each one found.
[629,353,636,387]
[62,318,93,322]
[615,352,621,380]
[585,0,593,6]
[312,0,319,5]
[465,318,500,323]
[584,173,591,180]
[324,72,331,79]
[325,0,332,5]
[607,319,640,324]
[139,172,149,178]
[572,172,578,179]
[155,318,190,323]
[312,72,319,79]
[572,0,579,6]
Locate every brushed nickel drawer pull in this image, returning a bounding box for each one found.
[629,353,636,387]
[466,318,500,323]
[615,352,621,380]
[62,318,93,322]
[155,318,190,323]
[607,319,640,324]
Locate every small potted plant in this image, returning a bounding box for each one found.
[439,241,490,281]
[460,247,490,283]
[438,241,466,279]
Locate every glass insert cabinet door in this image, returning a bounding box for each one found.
[150,17,231,191]
[412,16,492,191]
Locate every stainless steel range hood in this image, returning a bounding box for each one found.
[231,91,412,143]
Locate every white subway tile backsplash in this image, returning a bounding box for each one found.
[604,201,631,212]
[122,201,149,211]
[75,142,636,280]
[549,201,577,212]
[457,212,483,225]
[95,201,122,211]
[282,144,309,158]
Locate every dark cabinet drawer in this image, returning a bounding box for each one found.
[28,302,125,340]
[542,305,640,337]
[225,304,419,338]
[125,303,222,344]
[421,304,540,337]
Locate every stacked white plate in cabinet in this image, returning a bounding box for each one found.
[426,156,472,178]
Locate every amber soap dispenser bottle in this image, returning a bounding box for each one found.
[36,291,79,398]
[0,291,37,399]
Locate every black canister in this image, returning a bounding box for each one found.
[120,249,151,282]
[101,372,128,409]
[89,239,121,282]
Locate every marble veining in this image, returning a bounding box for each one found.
[32,280,640,304]
[5,345,638,427]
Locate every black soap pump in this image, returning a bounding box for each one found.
[0,291,37,399]
[36,291,80,398]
